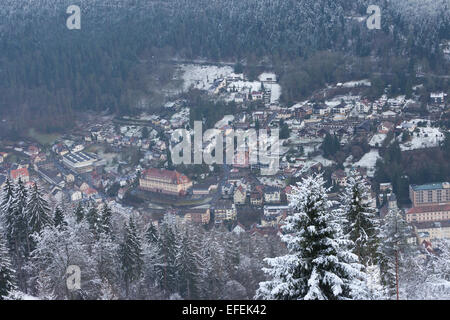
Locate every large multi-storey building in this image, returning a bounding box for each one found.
[406,204,450,223]
[62,151,97,173]
[139,168,192,196]
[414,221,450,243]
[409,182,450,207]
[407,182,450,241]
[214,200,237,223]
[183,208,211,225]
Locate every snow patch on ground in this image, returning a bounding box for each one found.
[215,115,235,128]
[354,149,380,177]
[369,133,387,147]
[180,64,235,91]
[400,127,445,151]
[310,155,335,167]
[341,79,371,88]
[267,83,282,103]
[258,72,277,82]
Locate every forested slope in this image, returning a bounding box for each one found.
[0,0,448,132]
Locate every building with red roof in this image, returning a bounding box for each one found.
[406,204,450,223]
[10,167,30,183]
[139,168,192,196]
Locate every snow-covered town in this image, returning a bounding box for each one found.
[0,0,449,303]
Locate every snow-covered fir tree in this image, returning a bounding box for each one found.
[146,223,159,244]
[99,203,113,236]
[224,235,240,280]
[256,174,366,300]
[0,231,16,300]
[157,215,181,296]
[378,207,415,299]
[200,228,227,299]
[142,224,163,299]
[7,179,30,291]
[0,178,15,227]
[339,170,380,266]
[92,232,119,299]
[177,225,202,299]
[74,202,85,223]
[86,205,100,234]
[53,205,67,230]
[26,183,52,236]
[119,216,144,298]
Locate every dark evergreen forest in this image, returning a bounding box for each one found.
[0,0,449,133]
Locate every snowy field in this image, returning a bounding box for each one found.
[354,149,381,177]
[215,115,235,128]
[311,155,335,167]
[180,64,281,103]
[265,82,282,103]
[400,126,445,151]
[180,64,235,91]
[340,79,371,88]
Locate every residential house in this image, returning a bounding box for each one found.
[234,185,247,205]
[10,167,30,183]
[214,200,237,223]
[379,182,393,193]
[71,191,82,202]
[263,186,281,204]
[184,208,211,225]
[193,183,211,196]
[430,92,447,105]
[355,120,371,135]
[331,169,347,187]
[221,182,234,199]
[413,220,450,242]
[250,190,264,206]
[377,121,394,134]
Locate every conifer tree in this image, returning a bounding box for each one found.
[119,217,143,297]
[340,171,380,266]
[142,227,163,299]
[86,206,100,234]
[157,215,181,295]
[0,179,15,248]
[99,203,113,235]
[199,229,227,299]
[0,232,16,300]
[378,208,415,299]
[224,235,240,279]
[9,179,28,246]
[178,226,201,299]
[26,183,52,236]
[256,174,365,300]
[7,179,29,291]
[146,223,159,243]
[74,202,85,223]
[53,205,67,230]
[0,178,15,222]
